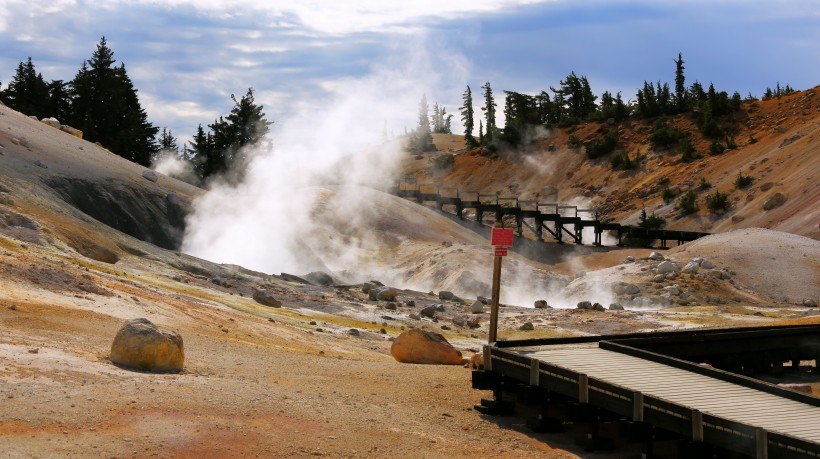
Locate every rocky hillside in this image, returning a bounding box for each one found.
[403,86,820,240]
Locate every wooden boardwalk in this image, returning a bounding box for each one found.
[393,178,710,248]
[476,326,820,457]
[521,346,820,445]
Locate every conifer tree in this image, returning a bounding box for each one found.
[68,37,158,166]
[158,128,179,154]
[407,94,434,152]
[0,57,50,118]
[460,85,476,147]
[481,82,496,143]
[674,52,687,112]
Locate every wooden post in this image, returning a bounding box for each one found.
[633,392,644,422]
[756,428,768,459]
[578,374,589,403]
[692,410,703,442]
[488,255,503,344]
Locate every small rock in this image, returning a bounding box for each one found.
[732,215,745,224]
[8,305,16,311]
[612,282,640,295]
[390,329,463,365]
[142,170,158,182]
[663,285,681,296]
[576,301,592,310]
[519,322,534,331]
[348,329,360,337]
[441,325,451,331]
[804,299,817,308]
[609,303,624,311]
[592,302,605,311]
[409,313,421,320]
[376,288,400,301]
[109,318,184,373]
[253,289,282,308]
[624,256,635,263]
[653,274,667,283]
[763,192,786,211]
[682,261,700,274]
[33,160,48,169]
[28,348,39,354]
[656,261,679,274]
[649,252,664,261]
[420,306,438,318]
[533,300,549,309]
[466,316,481,328]
[385,302,397,311]
[469,300,484,314]
[438,291,454,301]
[405,300,415,308]
[699,259,715,269]
[477,296,490,305]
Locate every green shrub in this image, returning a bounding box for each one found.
[568,134,581,149]
[432,153,454,171]
[585,129,618,159]
[677,190,698,215]
[748,136,758,144]
[610,151,642,170]
[678,139,699,163]
[661,187,676,204]
[705,190,730,211]
[649,119,690,149]
[734,171,753,189]
[698,177,712,190]
[638,207,666,229]
[709,141,726,156]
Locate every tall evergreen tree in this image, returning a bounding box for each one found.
[481,82,496,143]
[68,37,158,165]
[0,57,50,118]
[45,80,71,122]
[158,128,179,154]
[407,94,434,152]
[460,85,476,147]
[674,52,687,112]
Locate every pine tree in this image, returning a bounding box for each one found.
[481,82,496,143]
[158,128,179,154]
[460,85,476,147]
[408,94,434,152]
[68,37,158,166]
[674,52,687,112]
[45,80,70,122]
[0,57,50,118]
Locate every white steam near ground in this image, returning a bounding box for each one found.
[179,43,617,308]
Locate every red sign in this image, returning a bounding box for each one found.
[491,228,514,247]
[494,247,508,257]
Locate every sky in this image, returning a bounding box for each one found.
[1,0,819,145]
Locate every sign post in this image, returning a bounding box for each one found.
[488,228,513,344]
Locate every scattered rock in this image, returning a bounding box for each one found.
[624,256,635,263]
[609,303,624,311]
[760,182,774,192]
[477,296,490,305]
[41,117,61,129]
[682,261,700,274]
[9,305,16,311]
[519,322,534,331]
[28,348,39,354]
[649,252,664,261]
[763,192,786,211]
[348,329,360,337]
[469,300,484,314]
[304,271,334,287]
[385,302,397,311]
[60,125,83,138]
[376,288,400,302]
[804,299,817,308]
[663,285,681,296]
[420,305,439,319]
[409,313,421,320]
[390,329,463,365]
[362,282,377,294]
[33,160,48,169]
[611,282,640,295]
[656,261,679,274]
[438,291,454,301]
[252,289,282,308]
[653,274,667,283]
[109,318,184,373]
[405,300,415,308]
[592,303,606,311]
[699,258,715,269]
[533,300,549,309]
[731,215,745,224]
[465,316,481,328]
[141,170,158,183]
[577,301,592,310]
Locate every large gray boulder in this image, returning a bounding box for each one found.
[110,318,184,373]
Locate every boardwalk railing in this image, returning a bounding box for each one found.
[394,178,710,248]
